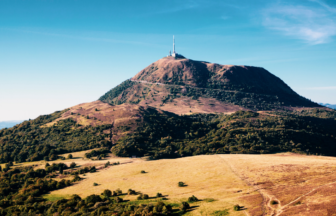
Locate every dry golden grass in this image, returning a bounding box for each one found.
[11,152,336,215]
[44,155,249,216]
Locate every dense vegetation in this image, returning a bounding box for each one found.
[99,80,135,105]
[0,110,112,163]
[0,163,194,215]
[1,104,335,165]
[113,109,336,159]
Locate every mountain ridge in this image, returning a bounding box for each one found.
[100,57,320,113]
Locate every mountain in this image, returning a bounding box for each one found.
[0,57,334,164]
[0,120,23,129]
[100,57,320,114]
[320,103,336,110]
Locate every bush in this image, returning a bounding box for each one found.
[114,197,123,203]
[178,181,186,187]
[67,154,73,159]
[72,174,81,182]
[180,202,190,212]
[70,162,76,168]
[136,194,149,200]
[233,204,240,211]
[85,194,102,204]
[141,170,146,173]
[90,166,96,173]
[188,195,198,202]
[93,183,98,186]
[156,192,162,198]
[115,188,122,195]
[102,189,112,197]
[270,200,278,205]
[128,189,136,195]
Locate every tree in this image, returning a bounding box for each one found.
[70,162,76,168]
[102,189,112,197]
[67,154,73,159]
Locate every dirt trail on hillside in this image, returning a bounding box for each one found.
[219,155,268,216]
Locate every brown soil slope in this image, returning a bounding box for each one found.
[132,57,296,96]
[100,57,320,113]
[43,101,159,144]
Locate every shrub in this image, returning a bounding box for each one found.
[233,204,240,211]
[72,174,81,182]
[90,166,96,173]
[136,193,149,200]
[156,192,162,198]
[180,202,190,212]
[85,194,102,204]
[178,181,185,187]
[93,183,98,186]
[70,162,76,168]
[270,200,278,205]
[188,195,198,202]
[67,154,73,159]
[141,170,146,173]
[102,189,112,197]
[115,188,122,195]
[128,189,136,195]
[104,161,110,168]
[114,197,123,203]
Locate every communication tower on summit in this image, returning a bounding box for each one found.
[168,35,178,57]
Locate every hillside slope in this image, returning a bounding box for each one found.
[100,57,320,113]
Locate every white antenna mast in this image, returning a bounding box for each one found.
[173,35,175,54]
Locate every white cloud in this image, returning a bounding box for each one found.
[263,1,336,44]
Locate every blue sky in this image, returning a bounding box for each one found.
[1,0,336,121]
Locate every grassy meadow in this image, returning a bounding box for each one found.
[6,150,336,215]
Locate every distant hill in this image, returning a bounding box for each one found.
[0,120,23,129]
[100,57,320,113]
[320,103,336,110]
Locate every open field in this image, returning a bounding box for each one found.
[9,151,336,215]
[44,153,250,216]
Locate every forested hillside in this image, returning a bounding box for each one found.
[112,109,336,159]
[1,105,335,165]
[0,109,111,163]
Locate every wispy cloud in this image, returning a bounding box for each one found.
[262,1,336,44]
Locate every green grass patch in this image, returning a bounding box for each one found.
[204,198,216,202]
[211,209,229,216]
[43,194,70,202]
